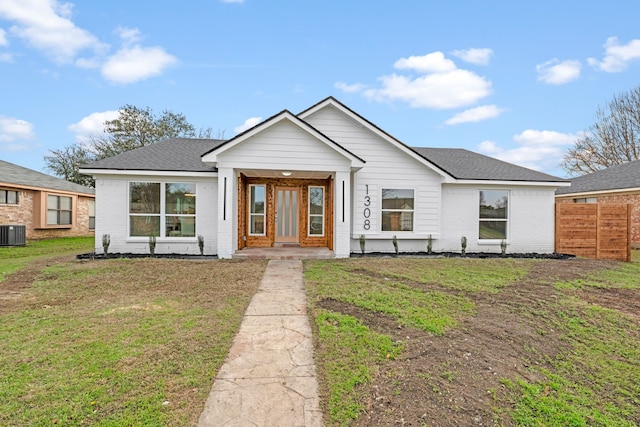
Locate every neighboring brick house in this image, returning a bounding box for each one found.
[0,160,95,241]
[556,159,640,248]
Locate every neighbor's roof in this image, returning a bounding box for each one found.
[0,159,95,195]
[80,138,225,172]
[411,148,567,183]
[556,159,640,195]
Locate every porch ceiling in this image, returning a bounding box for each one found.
[239,169,332,179]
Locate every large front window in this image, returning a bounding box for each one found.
[249,185,266,235]
[479,190,508,239]
[129,182,196,237]
[381,189,414,231]
[47,195,72,225]
[308,186,324,236]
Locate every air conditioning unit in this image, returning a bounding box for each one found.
[0,225,26,246]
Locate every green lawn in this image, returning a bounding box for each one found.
[305,257,640,426]
[0,238,266,426]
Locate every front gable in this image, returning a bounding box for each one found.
[201,110,364,173]
[298,97,453,181]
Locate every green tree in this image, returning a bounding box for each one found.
[562,84,640,176]
[45,105,216,186]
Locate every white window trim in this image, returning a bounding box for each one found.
[248,184,267,236]
[128,181,197,239]
[478,189,510,242]
[380,188,415,233]
[308,185,325,237]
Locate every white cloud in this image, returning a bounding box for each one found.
[444,105,504,125]
[0,0,105,63]
[338,51,492,110]
[0,116,35,151]
[478,129,579,172]
[68,110,119,142]
[536,59,581,84]
[0,3,177,84]
[0,52,12,62]
[394,52,457,73]
[101,45,177,84]
[451,48,493,65]
[334,81,367,93]
[0,28,7,46]
[234,116,262,134]
[588,37,640,72]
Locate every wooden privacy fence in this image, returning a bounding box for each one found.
[555,203,631,262]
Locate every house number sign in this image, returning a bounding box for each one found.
[363,184,371,230]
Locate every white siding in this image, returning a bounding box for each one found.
[439,185,556,253]
[304,106,443,247]
[217,121,351,172]
[94,175,217,255]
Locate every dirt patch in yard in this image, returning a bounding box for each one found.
[318,258,634,426]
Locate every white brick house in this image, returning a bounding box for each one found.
[80,97,569,258]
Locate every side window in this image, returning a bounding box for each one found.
[308,186,324,236]
[249,185,266,235]
[479,190,508,239]
[88,199,96,230]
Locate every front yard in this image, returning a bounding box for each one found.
[2,239,639,426]
[0,238,266,426]
[305,255,640,426]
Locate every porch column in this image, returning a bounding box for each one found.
[334,170,351,258]
[217,167,236,259]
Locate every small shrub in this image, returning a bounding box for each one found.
[197,234,205,255]
[427,234,433,254]
[359,234,366,255]
[392,235,398,255]
[102,234,110,255]
[149,235,156,256]
[461,236,467,256]
[500,239,507,256]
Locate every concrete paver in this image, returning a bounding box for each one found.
[197,259,323,427]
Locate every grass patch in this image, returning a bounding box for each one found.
[306,260,475,334]
[507,261,640,426]
[0,237,93,283]
[346,257,531,293]
[0,239,266,426]
[556,261,640,291]
[315,310,402,424]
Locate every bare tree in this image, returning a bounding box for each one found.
[44,144,95,187]
[562,85,640,176]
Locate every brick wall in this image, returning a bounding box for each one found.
[0,188,95,240]
[556,192,640,247]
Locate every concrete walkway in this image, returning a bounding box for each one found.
[197,259,323,427]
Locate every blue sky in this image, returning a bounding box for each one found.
[1,0,640,178]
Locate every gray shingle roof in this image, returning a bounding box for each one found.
[81,138,224,172]
[0,159,94,195]
[411,147,567,182]
[78,136,567,184]
[555,159,640,194]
